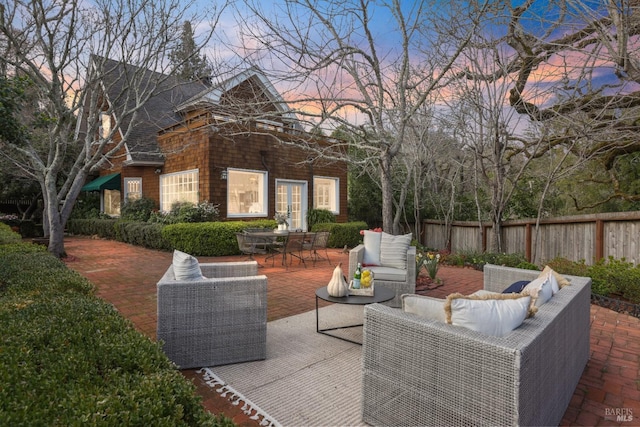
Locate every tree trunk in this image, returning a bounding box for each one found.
[44,176,66,258]
[380,152,396,234]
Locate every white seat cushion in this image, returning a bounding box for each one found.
[368,266,407,282]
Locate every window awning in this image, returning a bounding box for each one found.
[81,173,121,192]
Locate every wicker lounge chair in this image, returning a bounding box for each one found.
[349,232,416,307]
[157,260,267,369]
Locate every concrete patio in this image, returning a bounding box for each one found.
[63,236,640,426]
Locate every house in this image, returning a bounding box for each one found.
[79,57,347,231]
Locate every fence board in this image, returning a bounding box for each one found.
[423,212,640,265]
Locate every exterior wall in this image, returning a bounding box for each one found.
[157,123,211,210]
[121,166,160,202]
[91,112,348,222]
[155,121,348,222]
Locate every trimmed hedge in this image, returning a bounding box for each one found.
[161,220,276,256]
[0,228,230,426]
[68,218,368,256]
[67,218,119,240]
[312,221,368,249]
[0,222,22,245]
[115,221,172,251]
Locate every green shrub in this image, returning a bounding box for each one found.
[306,209,336,230]
[312,221,367,248]
[442,250,531,270]
[150,201,220,224]
[120,196,157,222]
[114,221,171,251]
[544,256,640,303]
[0,241,227,425]
[443,252,467,267]
[545,256,589,277]
[587,257,640,302]
[70,192,102,219]
[0,242,47,256]
[162,221,251,256]
[67,219,119,239]
[0,251,95,297]
[0,222,22,245]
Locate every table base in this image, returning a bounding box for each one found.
[315,296,364,345]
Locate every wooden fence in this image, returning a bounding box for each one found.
[422,211,640,266]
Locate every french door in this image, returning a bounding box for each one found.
[276,180,308,231]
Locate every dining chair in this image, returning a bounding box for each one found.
[309,231,331,266]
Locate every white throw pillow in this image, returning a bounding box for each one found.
[379,232,412,269]
[402,294,446,322]
[362,230,382,266]
[523,272,553,307]
[540,265,570,292]
[172,250,204,280]
[445,293,532,337]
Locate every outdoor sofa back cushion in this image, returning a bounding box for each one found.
[523,272,553,307]
[402,294,446,322]
[444,292,533,337]
[172,250,204,281]
[362,230,382,266]
[379,232,412,270]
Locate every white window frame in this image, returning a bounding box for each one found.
[313,176,340,214]
[159,169,199,212]
[227,168,268,218]
[124,177,142,202]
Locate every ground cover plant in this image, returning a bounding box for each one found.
[547,256,640,304]
[0,224,232,426]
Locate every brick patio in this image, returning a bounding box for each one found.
[63,236,640,426]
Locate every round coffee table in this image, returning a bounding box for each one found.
[315,285,395,345]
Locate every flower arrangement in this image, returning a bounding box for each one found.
[274,212,288,225]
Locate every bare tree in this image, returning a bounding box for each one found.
[233,0,491,234]
[448,36,544,252]
[0,0,224,257]
[473,0,640,209]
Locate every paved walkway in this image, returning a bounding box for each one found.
[63,236,640,426]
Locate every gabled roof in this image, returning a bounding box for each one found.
[176,66,298,122]
[92,58,300,166]
[95,57,209,165]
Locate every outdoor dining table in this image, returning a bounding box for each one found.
[245,230,316,266]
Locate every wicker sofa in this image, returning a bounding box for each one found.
[361,264,592,426]
[157,261,267,369]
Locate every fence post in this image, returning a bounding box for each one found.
[525,223,532,262]
[595,219,604,262]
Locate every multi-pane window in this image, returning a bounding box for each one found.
[124,178,142,202]
[227,169,267,216]
[160,170,199,211]
[103,189,121,216]
[313,176,339,213]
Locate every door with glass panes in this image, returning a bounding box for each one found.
[276,180,307,231]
